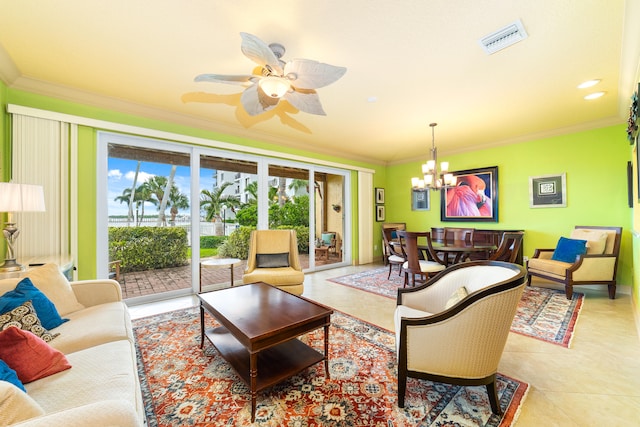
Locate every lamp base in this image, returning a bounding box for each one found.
[0,259,26,273]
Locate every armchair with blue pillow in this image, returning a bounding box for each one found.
[526,226,622,299]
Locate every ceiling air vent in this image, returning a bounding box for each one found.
[479,19,528,55]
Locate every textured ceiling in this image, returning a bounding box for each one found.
[0,0,638,165]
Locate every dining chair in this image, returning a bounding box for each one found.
[382,227,405,279]
[488,231,524,263]
[397,231,446,287]
[443,227,475,264]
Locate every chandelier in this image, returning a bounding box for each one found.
[411,123,456,191]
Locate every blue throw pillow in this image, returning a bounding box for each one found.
[0,278,68,330]
[0,359,25,392]
[321,233,333,245]
[551,237,587,263]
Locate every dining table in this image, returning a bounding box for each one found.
[419,240,497,266]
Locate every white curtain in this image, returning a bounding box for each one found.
[357,171,374,264]
[11,114,70,259]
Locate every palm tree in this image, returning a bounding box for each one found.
[156,165,177,226]
[288,179,309,195]
[114,188,134,226]
[168,186,189,225]
[200,181,239,222]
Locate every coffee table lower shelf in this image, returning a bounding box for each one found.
[204,326,326,392]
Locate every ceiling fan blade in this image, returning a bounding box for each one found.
[194,73,257,86]
[240,84,278,116]
[284,59,347,90]
[284,90,326,116]
[240,32,283,75]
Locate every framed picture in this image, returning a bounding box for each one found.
[628,160,633,208]
[411,189,430,211]
[375,187,385,204]
[376,205,385,222]
[441,166,498,222]
[529,173,567,208]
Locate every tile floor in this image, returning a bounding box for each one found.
[128,264,640,427]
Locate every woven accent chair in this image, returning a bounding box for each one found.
[395,261,526,415]
[242,229,304,295]
[397,231,446,287]
[382,227,405,279]
[526,226,622,299]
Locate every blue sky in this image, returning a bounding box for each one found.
[107,158,216,217]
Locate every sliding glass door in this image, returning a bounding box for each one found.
[98,132,351,303]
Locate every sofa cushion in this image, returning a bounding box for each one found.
[0,278,69,330]
[0,381,45,425]
[0,300,59,342]
[24,340,142,420]
[1,359,25,392]
[49,301,133,354]
[256,252,289,268]
[0,326,71,383]
[551,237,587,263]
[527,257,572,279]
[20,263,85,316]
[571,229,609,255]
[243,267,304,287]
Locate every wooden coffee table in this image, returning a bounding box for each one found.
[198,282,333,422]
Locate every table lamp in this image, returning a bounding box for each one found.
[0,182,46,272]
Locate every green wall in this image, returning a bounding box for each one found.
[1,84,635,304]
[386,124,633,287]
[3,88,386,277]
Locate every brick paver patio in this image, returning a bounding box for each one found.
[120,253,340,299]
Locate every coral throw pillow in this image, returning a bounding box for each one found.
[0,326,71,383]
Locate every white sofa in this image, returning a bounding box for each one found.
[0,264,143,427]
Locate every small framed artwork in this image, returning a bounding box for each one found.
[441,166,498,222]
[411,189,430,211]
[529,173,567,208]
[376,205,386,222]
[375,187,385,204]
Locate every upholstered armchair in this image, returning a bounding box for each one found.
[526,226,622,299]
[242,229,305,295]
[395,261,526,415]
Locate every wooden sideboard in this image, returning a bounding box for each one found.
[431,228,525,265]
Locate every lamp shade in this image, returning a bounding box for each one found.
[0,183,46,212]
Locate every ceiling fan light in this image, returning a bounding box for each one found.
[259,76,291,98]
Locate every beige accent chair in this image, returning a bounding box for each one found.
[242,229,305,295]
[526,226,622,299]
[395,260,526,415]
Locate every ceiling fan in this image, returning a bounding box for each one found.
[194,32,347,116]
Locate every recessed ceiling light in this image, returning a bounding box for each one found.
[578,79,601,89]
[367,96,378,103]
[584,91,606,100]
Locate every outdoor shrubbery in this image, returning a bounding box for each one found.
[200,235,227,249]
[109,227,189,273]
[218,226,255,259]
[218,225,310,260]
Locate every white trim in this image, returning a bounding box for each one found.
[7,104,375,174]
[70,124,78,280]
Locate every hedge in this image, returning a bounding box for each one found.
[109,227,189,273]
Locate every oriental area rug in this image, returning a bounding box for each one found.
[328,267,584,348]
[134,308,528,427]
